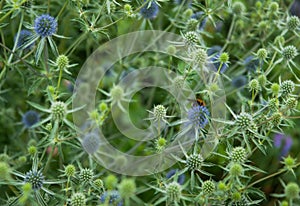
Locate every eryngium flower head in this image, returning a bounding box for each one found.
[194,48,208,67]
[56,55,69,69]
[64,164,76,177]
[118,179,136,198]
[229,163,243,177]
[166,182,182,202]
[187,105,210,128]
[100,190,123,206]
[282,45,298,60]
[285,97,298,109]
[186,154,203,170]
[210,53,228,73]
[249,79,260,91]
[287,16,300,30]
[153,105,167,121]
[231,147,247,163]
[24,170,44,190]
[281,80,295,96]
[285,182,300,200]
[34,14,57,37]
[71,193,86,206]
[232,1,246,15]
[235,112,253,130]
[14,29,33,48]
[51,101,67,121]
[207,46,228,73]
[202,180,215,195]
[184,31,199,45]
[22,110,40,128]
[140,1,159,19]
[79,168,94,182]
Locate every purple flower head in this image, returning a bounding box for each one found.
[34,14,57,37]
[274,133,293,158]
[207,45,222,56]
[232,76,247,88]
[14,29,33,49]
[22,110,40,128]
[191,11,207,30]
[187,105,210,128]
[290,0,300,18]
[166,169,185,185]
[244,55,259,72]
[100,190,123,206]
[140,1,159,19]
[64,80,74,93]
[215,21,224,32]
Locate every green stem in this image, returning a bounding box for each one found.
[221,15,236,52]
[0,66,7,82]
[44,145,54,173]
[212,62,224,83]
[47,0,51,13]
[8,11,24,65]
[65,32,87,56]
[0,9,14,23]
[57,1,68,19]
[245,162,300,190]
[55,67,64,100]
[265,51,277,76]
[44,40,50,74]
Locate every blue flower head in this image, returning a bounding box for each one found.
[207,45,222,56]
[24,170,44,190]
[232,76,247,88]
[191,11,207,30]
[140,1,159,19]
[274,133,293,158]
[14,29,33,48]
[22,110,40,128]
[166,169,185,185]
[100,190,123,206]
[290,0,300,17]
[243,55,259,72]
[187,105,210,128]
[82,130,100,155]
[34,14,57,37]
